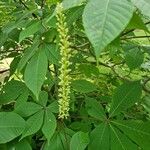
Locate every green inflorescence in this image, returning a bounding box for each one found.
[56,3,72,119]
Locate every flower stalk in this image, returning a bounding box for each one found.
[56,3,72,119]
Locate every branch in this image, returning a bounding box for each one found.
[121,35,150,40]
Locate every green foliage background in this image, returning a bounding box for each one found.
[0,0,150,149]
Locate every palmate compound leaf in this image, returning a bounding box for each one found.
[89,120,150,150]
[0,112,25,144]
[83,0,134,57]
[24,49,48,100]
[112,120,150,150]
[109,81,142,117]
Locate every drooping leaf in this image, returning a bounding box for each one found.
[42,110,57,143]
[24,49,48,100]
[0,112,25,144]
[83,0,134,56]
[71,79,97,93]
[110,81,142,117]
[21,110,44,139]
[70,131,89,150]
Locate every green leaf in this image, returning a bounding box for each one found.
[38,91,48,107]
[127,13,148,31]
[70,131,89,150]
[85,97,105,120]
[62,0,85,10]
[0,80,28,104]
[112,120,150,150]
[131,0,150,18]
[17,38,39,71]
[19,21,41,42]
[44,44,60,65]
[43,133,65,150]
[24,49,48,100]
[83,0,134,56]
[47,101,59,113]
[0,112,25,144]
[14,102,42,117]
[125,47,144,70]
[71,79,97,93]
[89,123,110,150]
[78,64,99,77]
[110,124,138,150]
[14,140,32,150]
[21,110,44,139]
[110,81,142,117]
[42,109,57,143]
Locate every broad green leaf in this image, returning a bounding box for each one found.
[110,124,138,150]
[125,47,144,70]
[0,139,32,150]
[70,131,89,150]
[110,81,142,117]
[38,91,48,107]
[0,80,28,104]
[0,112,25,144]
[14,140,32,150]
[71,79,97,93]
[14,102,42,117]
[83,0,134,56]
[43,133,65,150]
[85,97,105,120]
[14,90,29,108]
[47,101,59,113]
[78,64,99,77]
[131,0,150,18]
[24,49,48,100]
[89,123,110,150]
[66,6,84,27]
[62,0,85,10]
[17,38,39,71]
[44,44,60,65]
[19,21,41,42]
[43,129,74,150]
[21,110,44,139]
[42,110,57,143]
[112,120,150,150]
[127,13,148,31]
